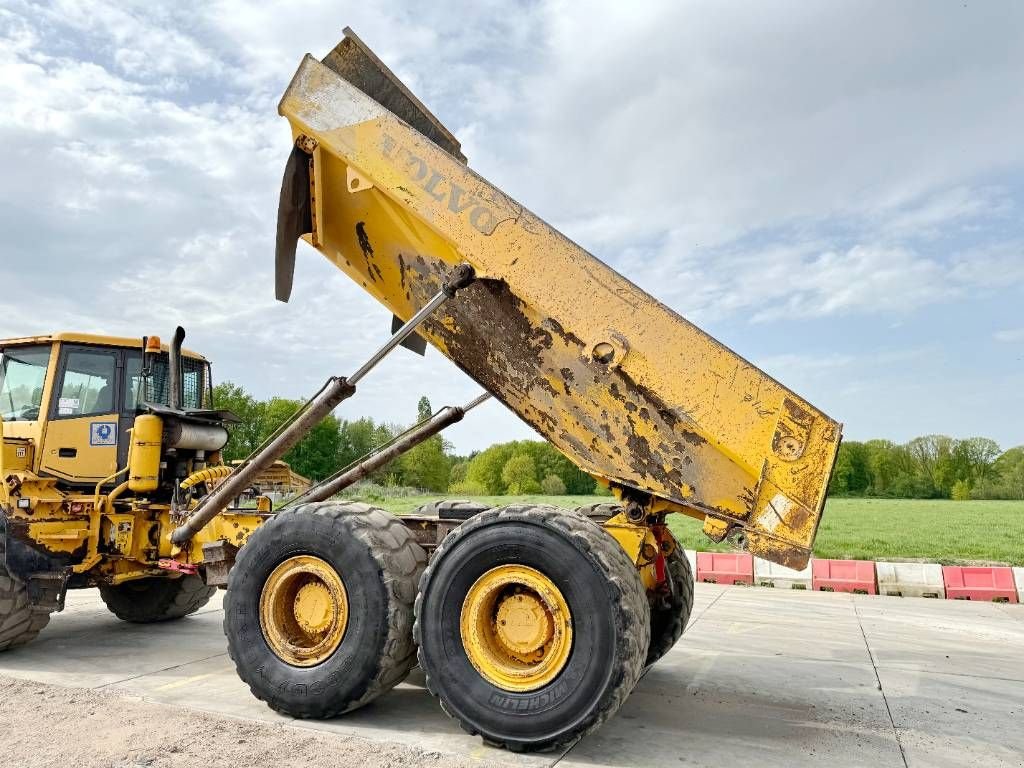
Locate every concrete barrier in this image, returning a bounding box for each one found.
[684,549,697,580]
[754,557,812,589]
[876,562,945,599]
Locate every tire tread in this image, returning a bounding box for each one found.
[0,538,52,651]
[646,542,694,665]
[99,574,215,623]
[414,504,650,752]
[225,501,426,717]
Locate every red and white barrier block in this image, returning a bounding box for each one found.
[697,552,754,585]
[812,559,878,594]
[753,557,812,589]
[942,566,1018,603]
[687,551,1024,604]
[876,562,945,599]
[684,549,697,581]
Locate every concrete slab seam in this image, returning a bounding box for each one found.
[852,600,909,768]
[94,651,230,691]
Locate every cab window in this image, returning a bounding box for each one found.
[124,353,144,411]
[56,349,117,417]
[124,351,211,411]
[181,361,210,409]
[0,345,51,422]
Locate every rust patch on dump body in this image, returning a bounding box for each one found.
[394,255,756,514]
[355,221,381,282]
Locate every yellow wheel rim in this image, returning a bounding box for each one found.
[460,565,573,692]
[259,555,348,667]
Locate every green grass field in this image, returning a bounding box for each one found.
[365,495,1024,566]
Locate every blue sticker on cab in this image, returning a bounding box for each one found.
[90,422,117,446]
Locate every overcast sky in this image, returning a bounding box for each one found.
[1,1,1021,453]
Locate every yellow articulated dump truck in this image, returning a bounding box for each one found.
[0,28,840,753]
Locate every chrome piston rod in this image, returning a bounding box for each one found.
[286,391,491,507]
[169,263,475,546]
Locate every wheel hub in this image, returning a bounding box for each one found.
[293,581,334,634]
[259,555,348,667]
[460,565,572,692]
[495,592,553,658]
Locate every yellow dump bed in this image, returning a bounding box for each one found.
[276,29,841,568]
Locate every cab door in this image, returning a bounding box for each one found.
[39,345,122,484]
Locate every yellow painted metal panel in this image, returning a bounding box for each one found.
[277,45,841,568]
[39,415,120,482]
[1,437,33,474]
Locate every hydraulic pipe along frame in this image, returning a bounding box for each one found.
[286,391,491,507]
[169,263,475,546]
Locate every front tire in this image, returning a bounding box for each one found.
[99,574,215,623]
[415,505,650,752]
[223,501,426,718]
[0,539,51,651]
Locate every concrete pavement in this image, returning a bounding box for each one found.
[0,584,1020,767]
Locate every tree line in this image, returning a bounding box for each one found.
[214,383,454,491]
[214,383,1021,500]
[828,436,1024,500]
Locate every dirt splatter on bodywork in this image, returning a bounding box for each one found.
[275,32,842,569]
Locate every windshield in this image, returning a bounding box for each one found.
[125,351,212,410]
[0,345,51,421]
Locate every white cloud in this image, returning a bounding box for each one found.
[880,186,1011,239]
[613,235,1018,325]
[473,1,1024,250]
[995,328,1024,343]
[948,242,1024,289]
[38,0,223,79]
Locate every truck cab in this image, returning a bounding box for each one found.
[0,333,212,487]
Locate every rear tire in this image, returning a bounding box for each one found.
[415,505,650,752]
[99,574,215,623]
[224,501,426,718]
[573,502,623,523]
[0,539,51,651]
[646,542,694,665]
[573,507,694,665]
[412,499,490,520]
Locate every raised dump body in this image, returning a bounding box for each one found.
[276,29,841,569]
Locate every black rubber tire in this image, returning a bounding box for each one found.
[573,502,624,523]
[646,542,694,666]
[223,501,426,718]
[0,539,51,651]
[98,574,215,623]
[413,499,490,521]
[415,505,650,752]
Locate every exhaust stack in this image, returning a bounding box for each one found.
[168,326,185,411]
